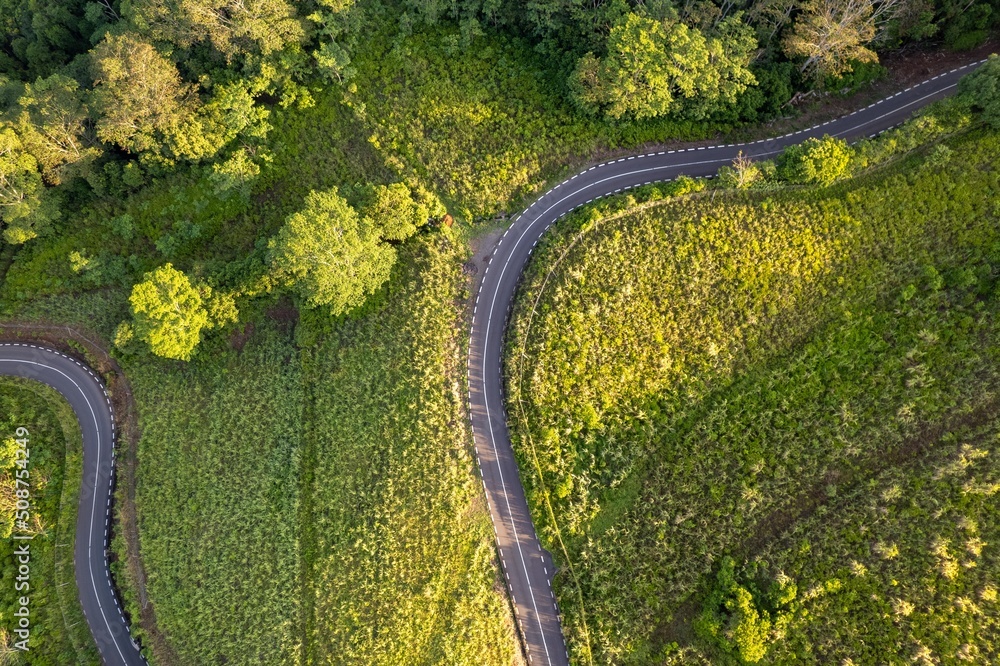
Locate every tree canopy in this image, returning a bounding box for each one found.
[778,134,852,184]
[569,13,757,121]
[0,123,57,243]
[958,54,1000,129]
[126,0,305,59]
[12,73,97,184]
[129,263,210,361]
[89,33,199,157]
[269,187,397,314]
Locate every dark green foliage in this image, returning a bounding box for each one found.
[959,54,1000,129]
[0,0,113,80]
[824,59,887,94]
[941,1,993,50]
[732,62,798,123]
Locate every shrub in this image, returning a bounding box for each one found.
[777,135,851,184]
[695,557,795,664]
[958,54,1000,128]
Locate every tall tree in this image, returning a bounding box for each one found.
[125,0,305,59]
[12,74,98,184]
[167,81,270,162]
[569,12,757,121]
[0,0,111,79]
[0,124,56,243]
[89,33,199,155]
[269,187,396,314]
[784,0,904,83]
[129,263,209,361]
[958,54,1000,128]
[359,182,441,241]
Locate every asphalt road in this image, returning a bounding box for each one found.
[467,58,987,666]
[0,344,145,666]
[0,58,985,666]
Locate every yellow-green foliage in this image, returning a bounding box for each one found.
[507,128,1000,663]
[300,232,516,665]
[346,29,602,219]
[127,232,515,665]
[756,419,1000,664]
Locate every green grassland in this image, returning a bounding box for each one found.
[759,414,1000,664]
[99,231,515,665]
[124,327,305,664]
[0,377,99,665]
[300,231,516,665]
[506,127,1000,663]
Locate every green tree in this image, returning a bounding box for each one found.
[0,0,109,79]
[269,187,396,314]
[126,0,304,59]
[89,33,199,155]
[778,134,852,184]
[359,182,434,241]
[12,73,99,185]
[167,82,271,162]
[0,124,57,243]
[695,557,795,664]
[569,13,756,121]
[958,54,1000,128]
[129,263,209,361]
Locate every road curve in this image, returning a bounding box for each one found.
[0,59,985,666]
[468,58,987,665]
[0,343,145,666]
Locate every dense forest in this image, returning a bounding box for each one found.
[0,0,997,358]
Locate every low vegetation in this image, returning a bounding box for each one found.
[97,231,515,665]
[0,377,99,664]
[507,124,1000,663]
[299,231,516,666]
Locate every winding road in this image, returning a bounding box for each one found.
[467,58,987,666]
[0,57,986,666]
[0,344,145,665]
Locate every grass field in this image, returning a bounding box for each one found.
[506,127,1000,663]
[299,230,516,665]
[0,377,100,665]
[92,230,516,666]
